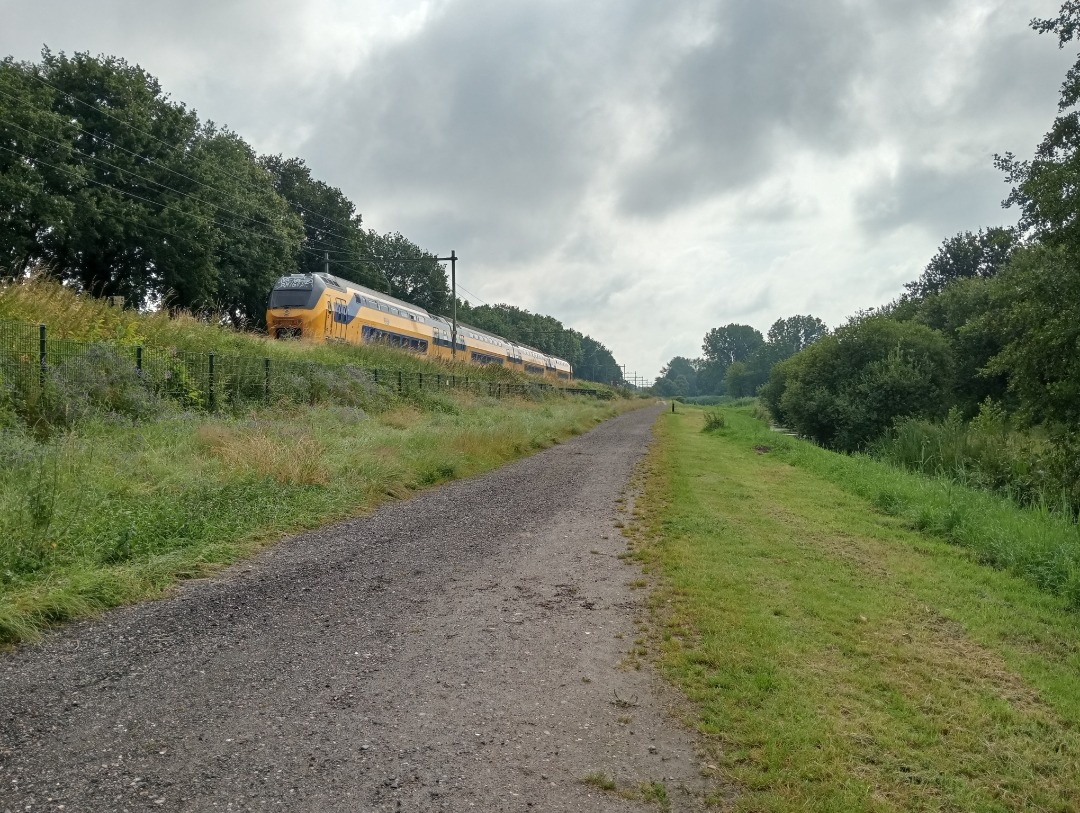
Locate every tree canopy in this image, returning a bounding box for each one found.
[0,48,623,374]
[904,228,1016,299]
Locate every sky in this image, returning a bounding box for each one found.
[0,0,1073,382]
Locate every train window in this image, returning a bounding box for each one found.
[269,289,313,309]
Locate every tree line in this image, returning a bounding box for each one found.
[652,315,827,398]
[457,301,622,384]
[752,5,1080,457]
[0,49,623,383]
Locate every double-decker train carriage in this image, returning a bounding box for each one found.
[266,273,573,382]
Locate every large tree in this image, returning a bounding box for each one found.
[367,230,450,314]
[766,314,828,356]
[0,50,305,322]
[702,323,764,366]
[260,155,373,289]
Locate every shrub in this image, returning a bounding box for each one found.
[702,409,726,431]
[773,317,953,452]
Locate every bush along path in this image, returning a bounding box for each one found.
[627,405,1080,812]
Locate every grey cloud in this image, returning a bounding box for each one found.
[618,0,869,217]
[855,161,1014,238]
[302,0,666,264]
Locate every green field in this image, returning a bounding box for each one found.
[629,406,1080,812]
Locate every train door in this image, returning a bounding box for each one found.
[333,298,347,340]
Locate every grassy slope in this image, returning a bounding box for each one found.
[630,407,1080,812]
[1,395,641,644]
[0,278,613,389]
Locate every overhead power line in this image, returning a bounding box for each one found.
[23,70,362,243]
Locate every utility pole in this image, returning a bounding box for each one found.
[435,250,458,361]
[324,251,330,276]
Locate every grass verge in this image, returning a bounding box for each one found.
[629,406,1080,812]
[0,394,640,645]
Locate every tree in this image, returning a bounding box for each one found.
[34,50,209,307]
[366,230,450,314]
[195,131,303,326]
[702,323,764,366]
[910,276,1009,416]
[904,228,1017,299]
[260,154,371,290]
[0,50,306,319]
[764,316,953,451]
[996,5,1080,255]
[695,359,728,396]
[0,58,78,277]
[766,315,828,356]
[980,243,1080,426]
[575,334,622,384]
[724,361,754,397]
[653,356,698,395]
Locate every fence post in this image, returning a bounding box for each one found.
[264,357,270,400]
[208,351,216,411]
[136,346,143,375]
[38,323,46,390]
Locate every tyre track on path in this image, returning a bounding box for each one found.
[2,404,725,811]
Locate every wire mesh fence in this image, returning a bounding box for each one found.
[0,319,602,423]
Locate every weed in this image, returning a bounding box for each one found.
[582,772,617,792]
[640,781,670,810]
[702,409,726,431]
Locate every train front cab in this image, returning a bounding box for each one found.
[267,274,326,339]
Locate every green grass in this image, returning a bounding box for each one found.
[629,406,1080,812]
[0,394,638,644]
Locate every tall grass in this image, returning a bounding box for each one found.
[872,401,1080,517]
[0,277,577,385]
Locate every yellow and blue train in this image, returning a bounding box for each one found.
[266,273,573,382]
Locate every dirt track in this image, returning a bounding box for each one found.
[1,404,725,811]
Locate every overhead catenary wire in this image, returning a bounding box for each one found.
[2,77,454,286]
[2,74,468,316]
[0,87,361,259]
[0,133,395,283]
[0,141,375,291]
[21,69,364,244]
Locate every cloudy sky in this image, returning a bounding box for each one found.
[1,0,1073,381]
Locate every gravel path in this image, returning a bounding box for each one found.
[1,404,725,812]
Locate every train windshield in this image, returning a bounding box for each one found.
[269,288,315,309]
